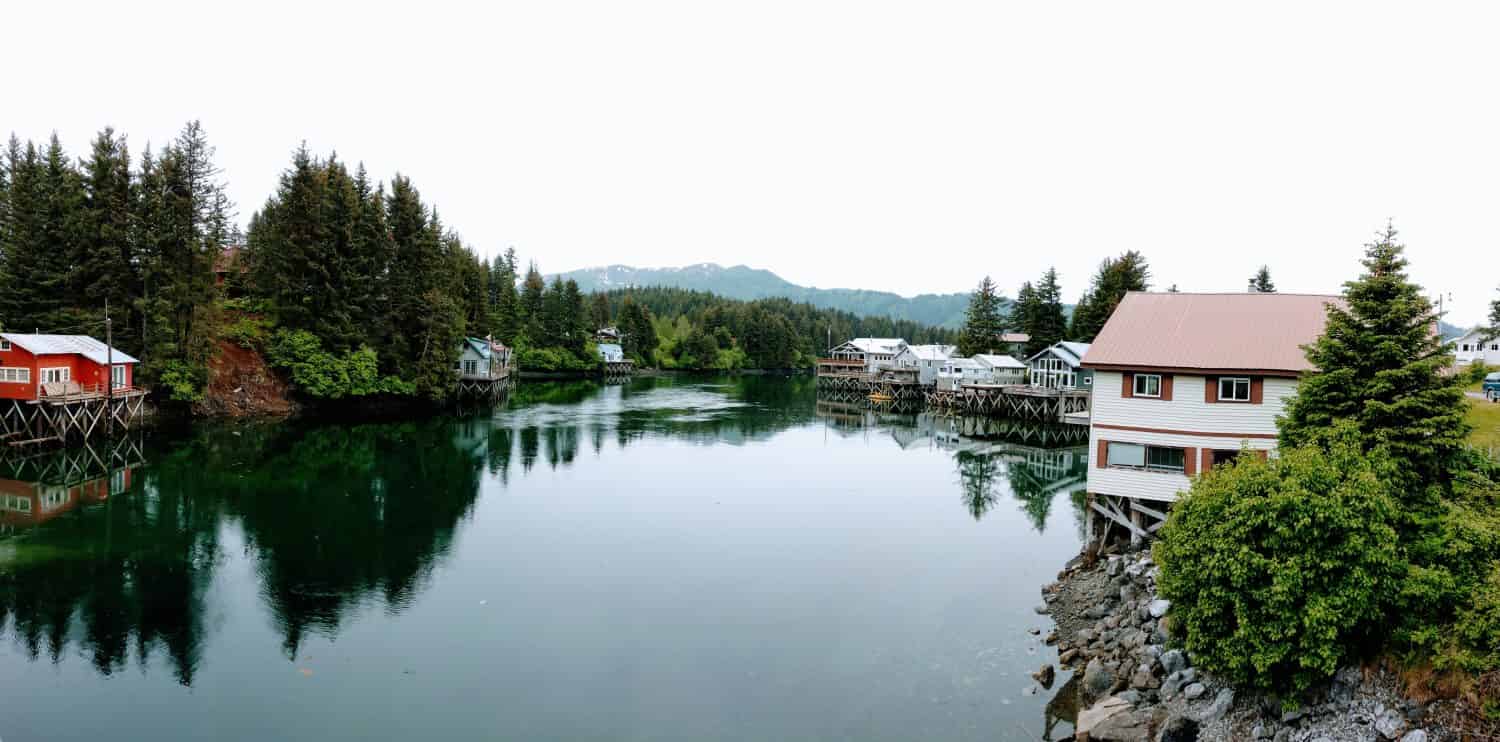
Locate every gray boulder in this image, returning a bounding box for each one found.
[1156,714,1199,742]
[1033,602,1050,615]
[1148,599,1172,618]
[1160,649,1187,675]
[1084,657,1114,697]
[1197,688,1235,724]
[1182,682,1206,700]
[1375,708,1406,740]
[1399,731,1427,742]
[1160,668,1196,699]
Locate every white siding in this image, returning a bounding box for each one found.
[1085,371,1293,502]
[1090,371,1296,437]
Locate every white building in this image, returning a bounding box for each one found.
[597,343,626,363]
[936,357,984,391]
[894,344,957,385]
[972,354,1027,385]
[1450,327,1500,367]
[1083,292,1338,505]
[1026,341,1092,390]
[827,338,908,374]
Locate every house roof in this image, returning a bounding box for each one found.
[1081,292,1341,374]
[841,338,906,354]
[973,354,1025,369]
[1026,341,1091,368]
[1,334,140,365]
[942,357,984,370]
[902,344,956,361]
[462,337,494,359]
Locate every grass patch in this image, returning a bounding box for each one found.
[1467,398,1500,453]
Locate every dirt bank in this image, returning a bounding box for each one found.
[194,340,297,418]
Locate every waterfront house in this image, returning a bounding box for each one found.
[0,334,139,401]
[827,338,908,374]
[973,354,1027,385]
[1450,327,1500,367]
[597,343,626,363]
[998,332,1030,357]
[894,344,956,385]
[1026,341,1092,390]
[936,357,984,391]
[456,337,511,380]
[1082,292,1338,505]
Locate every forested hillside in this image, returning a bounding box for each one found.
[553,263,979,328]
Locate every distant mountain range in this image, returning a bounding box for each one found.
[550,263,977,329]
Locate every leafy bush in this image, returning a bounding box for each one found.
[266,330,414,399]
[157,359,208,402]
[221,315,271,349]
[1155,428,1404,697]
[516,345,595,372]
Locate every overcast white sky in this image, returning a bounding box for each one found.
[4,1,1494,323]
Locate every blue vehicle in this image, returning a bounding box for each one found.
[1485,372,1500,402]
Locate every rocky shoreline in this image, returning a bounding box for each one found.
[1034,548,1454,742]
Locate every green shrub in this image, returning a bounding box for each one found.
[266,330,414,399]
[1155,427,1403,697]
[221,315,270,349]
[516,345,595,372]
[157,359,208,402]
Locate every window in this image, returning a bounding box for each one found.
[1133,373,1162,397]
[1106,442,1186,473]
[0,367,29,383]
[0,339,9,351]
[462,360,478,375]
[1218,376,1251,402]
[111,364,127,389]
[40,367,69,384]
[1462,344,1471,351]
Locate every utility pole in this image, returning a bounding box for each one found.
[105,300,113,435]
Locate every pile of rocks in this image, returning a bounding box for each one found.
[1036,549,1446,742]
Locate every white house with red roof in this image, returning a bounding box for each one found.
[1081,292,1340,512]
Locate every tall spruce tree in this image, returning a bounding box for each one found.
[1069,251,1150,341]
[591,292,611,331]
[77,127,140,349]
[1280,225,1468,498]
[492,251,521,343]
[1010,281,1040,353]
[1249,265,1276,293]
[1031,268,1068,354]
[957,276,1005,356]
[0,138,60,332]
[519,264,546,343]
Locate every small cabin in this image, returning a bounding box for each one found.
[893,344,956,386]
[1027,341,1092,390]
[456,337,511,380]
[0,334,139,402]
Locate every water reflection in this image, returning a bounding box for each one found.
[0,373,1090,742]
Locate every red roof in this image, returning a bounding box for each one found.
[1082,292,1342,375]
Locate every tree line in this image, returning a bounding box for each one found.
[0,123,231,398]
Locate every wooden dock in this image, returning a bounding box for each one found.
[0,385,149,447]
[455,367,514,402]
[924,384,1090,425]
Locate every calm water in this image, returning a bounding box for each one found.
[0,375,1089,741]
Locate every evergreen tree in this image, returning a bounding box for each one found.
[0,138,62,332]
[492,255,520,343]
[1030,268,1068,354]
[349,165,393,345]
[77,127,139,345]
[561,279,589,356]
[590,292,611,330]
[519,264,546,343]
[1281,224,1468,499]
[1069,251,1150,341]
[1010,281,1040,353]
[1249,265,1276,293]
[957,276,1005,356]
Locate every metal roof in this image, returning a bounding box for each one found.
[1026,341,1091,368]
[1081,292,1341,373]
[973,354,1025,368]
[1,334,140,365]
[902,344,956,361]
[843,338,907,354]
